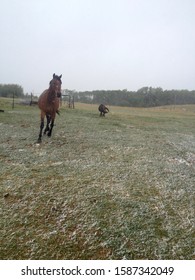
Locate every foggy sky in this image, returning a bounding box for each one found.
[1,0,195,95]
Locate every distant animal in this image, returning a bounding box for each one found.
[37,73,62,143]
[98,104,109,117]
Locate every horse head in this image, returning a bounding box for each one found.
[50,73,62,97]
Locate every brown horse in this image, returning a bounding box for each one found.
[37,73,62,143]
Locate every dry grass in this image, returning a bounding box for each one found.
[0,99,195,259]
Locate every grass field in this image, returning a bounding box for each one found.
[0,98,195,259]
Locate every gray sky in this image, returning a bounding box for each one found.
[1,0,195,95]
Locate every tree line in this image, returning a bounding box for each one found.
[2,84,195,107]
[0,84,24,98]
[66,87,195,107]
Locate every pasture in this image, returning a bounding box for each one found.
[0,98,195,259]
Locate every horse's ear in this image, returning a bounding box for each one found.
[53,73,55,78]
[59,75,62,79]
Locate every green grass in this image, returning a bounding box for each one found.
[0,99,195,259]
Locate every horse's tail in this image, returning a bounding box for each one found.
[56,110,60,115]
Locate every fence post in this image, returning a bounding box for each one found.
[12,92,15,109]
[72,96,75,109]
[30,92,33,106]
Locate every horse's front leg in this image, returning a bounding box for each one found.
[47,114,55,137]
[44,114,51,134]
[37,113,45,143]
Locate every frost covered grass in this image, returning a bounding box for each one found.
[0,100,195,259]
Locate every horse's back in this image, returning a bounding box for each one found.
[38,90,47,109]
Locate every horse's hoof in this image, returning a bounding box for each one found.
[37,138,42,143]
